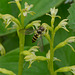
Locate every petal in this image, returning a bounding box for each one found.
[23,12,27,16]
[50,7,58,16]
[46,50,50,59]
[62,26,69,32]
[25,2,28,9]
[28,4,33,10]
[29,46,39,52]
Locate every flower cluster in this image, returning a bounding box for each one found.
[0,14,21,30]
[54,36,75,52]
[21,46,60,68]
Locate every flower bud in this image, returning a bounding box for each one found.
[0,68,16,75]
[0,43,5,56]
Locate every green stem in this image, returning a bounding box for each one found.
[18,11,25,75]
[49,29,55,75]
[18,33,25,75]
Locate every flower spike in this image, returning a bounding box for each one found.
[22,2,35,17]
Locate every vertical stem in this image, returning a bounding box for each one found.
[18,11,25,75]
[18,33,25,75]
[49,29,55,75]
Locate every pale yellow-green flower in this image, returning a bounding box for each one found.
[28,46,39,52]
[46,7,59,18]
[22,46,48,68]
[24,53,36,68]
[22,2,35,17]
[50,7,58,18]
[0,14,21,29]
[46,7,61,19]
[25,20,41,30]
[55,19,69,32]
[55,65,75,75]
[42,23,52,33]
[21,46,39,56]
[54,36,75,52]
[46,7,61,28]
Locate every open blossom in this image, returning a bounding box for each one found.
[46,7,61,27]
[4,18,18,29]
[22,46,48,68]
[0,14,21,30]
[54,36,75,52]
[23,2,35,16]
[66,37,75,43]
[25,20,41,30]
[58,19,69,32]
[24,53,36,68]
[2,16,12,28]
[55,19,69,32]
[46,7,61,19]
[50,7,58,17]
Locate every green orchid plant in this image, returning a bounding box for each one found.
[0,0,75,75]
[0,0,36,75]
[21,7,75,75]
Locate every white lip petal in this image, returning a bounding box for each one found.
[23,12,27,16]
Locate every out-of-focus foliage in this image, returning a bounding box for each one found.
[68,2,75,30]
[65,0,73,3]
